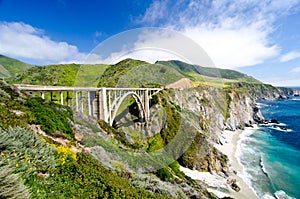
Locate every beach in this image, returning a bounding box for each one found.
[180,128,258,199]
[218,128,258,199]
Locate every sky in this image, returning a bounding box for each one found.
[1,0,300,86]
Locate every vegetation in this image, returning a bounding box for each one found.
[10,63,108,87]
[11,64,80,86]
[26,97,75,140]
[28,152,165,198]
[157,60,261,86]
[0,82,166,198]
[0,54,33,78]
[1,55,291,198]
[0,81,75,139]
[98,58,147,87]
[0,162,30,199]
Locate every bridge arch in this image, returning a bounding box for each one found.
[109,91,146,126]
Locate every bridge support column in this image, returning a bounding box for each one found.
[60,92,63,105]
[80,91,83,113]
[88,91,92,116]
[144,89,150,123]
[66,92,70,106]
[99,88,108,123]
[88,91,96,117]
[41,92,45,99]
[75,91,79,112]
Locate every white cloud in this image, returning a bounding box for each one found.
[135,0,300,68]
[0,22,87,64]
[183,22,279,68]
[88,28,215,67]
[280,51,300,62]
[291,66,300,73]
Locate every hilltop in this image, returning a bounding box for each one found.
[6,56,261,88]
[0,54,33,78]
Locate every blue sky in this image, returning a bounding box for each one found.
[1,0,300,86]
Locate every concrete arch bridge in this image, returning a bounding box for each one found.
[15,85,161,126]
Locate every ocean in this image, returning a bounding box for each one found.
[236,97,300,199]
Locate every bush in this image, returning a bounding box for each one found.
[26,97,75,140]
[0,162,30,199]
[28,152,165,198]
[0,127,57,176]
[156,167,172,182]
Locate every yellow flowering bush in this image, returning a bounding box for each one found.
[55,145,76,165]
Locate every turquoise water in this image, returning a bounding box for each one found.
[236,98,300,199]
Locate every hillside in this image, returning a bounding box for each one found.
[156,60,261,86]
[96,59,262,88]
[1,56,294,198]
[11,63,109,87]
[0,80,168,198]
[7,55,262,89]
[0,55,33,78]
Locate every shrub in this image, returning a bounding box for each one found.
[0,162,30,199]
[0,127,57,176]
[156,167,172,182]
[26,97,75,140]
[28,152,165,198]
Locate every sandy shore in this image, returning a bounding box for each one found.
[217,129,258,199]
[180,128,258,199]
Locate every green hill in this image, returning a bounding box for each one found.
[6,54,262,88]
[11,63,109,87]
[97,59,261,88]
[156,60,261,85]
[97,58,186,87]
[0,55,33,78]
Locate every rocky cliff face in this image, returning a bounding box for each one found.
[229,82,293,100]
[162,84,279,175]
[160,86,245,174]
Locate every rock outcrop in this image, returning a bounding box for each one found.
[161,83,289,175]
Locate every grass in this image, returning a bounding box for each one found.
[74,64,109,87]
[10,63,109,87]
[0,54,33,78]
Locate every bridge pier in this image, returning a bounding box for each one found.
[144,89,150,123]
[99,88,108,123]
[80,91,84,113]
[75,91,79,111]
[60,92,63,105]
[41,92,45,99]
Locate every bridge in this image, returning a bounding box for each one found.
[15,84,162,126]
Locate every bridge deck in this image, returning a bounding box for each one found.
[14,84,162,92]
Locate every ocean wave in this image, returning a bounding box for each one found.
[260,154,269,177]
[256,102,269,108]
[259,122,286,127]
[275,190,296,199]
[262,193,275,199]
[278,123,287,126]
[270,126,292,133]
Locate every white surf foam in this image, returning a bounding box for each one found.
[235,126,260,197]
[275,190,296,199]
[270,126,292,133]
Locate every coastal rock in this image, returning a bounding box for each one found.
[227,178,241,192]
[253,106,264,123]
